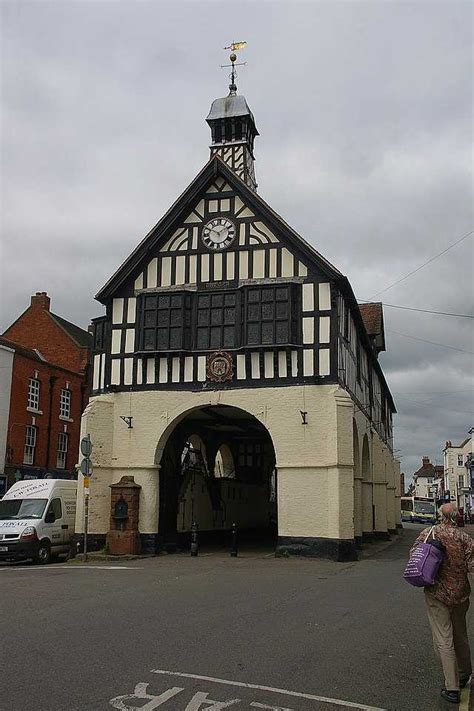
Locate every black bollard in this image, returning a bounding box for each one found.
[190,521,198,557]
[230,522,238,557]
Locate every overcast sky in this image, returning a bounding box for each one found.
[1,0,473,482]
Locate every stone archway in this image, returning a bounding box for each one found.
[157,404,277,552]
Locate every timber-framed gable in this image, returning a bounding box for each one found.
[91,156,342,396]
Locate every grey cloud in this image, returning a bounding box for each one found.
[1,0,473,482]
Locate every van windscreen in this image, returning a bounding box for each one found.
[0,499,48,520]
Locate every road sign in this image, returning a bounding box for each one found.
[80,435,93,457]
[80,458,92,476]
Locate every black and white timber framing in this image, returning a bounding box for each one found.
[91,94,395,451]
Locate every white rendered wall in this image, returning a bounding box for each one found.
[75,384,397,544]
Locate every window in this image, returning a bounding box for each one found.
[238,441,262,470]
[196,292,237,350]
[27,378,40,411]
[343,303,350,340]
[245,286,293,346]
[356,341,361,383]
[46,498,62,522]
[458,474,464,489]
[137,285,301,353]
[60,389,71,419]
[458,455,464,466]
[138,293,190,351]
[57,432,68,469]
[93,319,106,350]
[23,426,37,465]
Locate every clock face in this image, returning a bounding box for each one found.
[201,217,236,250]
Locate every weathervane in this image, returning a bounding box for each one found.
[221,41,247,95]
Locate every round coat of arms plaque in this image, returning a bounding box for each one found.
[206,351,234,383]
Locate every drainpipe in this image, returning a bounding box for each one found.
[45,376,57,470]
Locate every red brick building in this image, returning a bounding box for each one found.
[1,292,91,490]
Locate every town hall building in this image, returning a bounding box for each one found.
[76,65,400,560]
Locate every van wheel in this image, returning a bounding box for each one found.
[35,543,51,565]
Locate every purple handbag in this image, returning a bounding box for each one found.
[403,526,445,587]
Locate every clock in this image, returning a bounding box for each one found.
[201,217,236,250]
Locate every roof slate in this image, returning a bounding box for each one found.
[0,335,85,376]
[413,462,438,478]
[206,94,257,127]
[0,336,46,362]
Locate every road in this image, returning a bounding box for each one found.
[0,525,472,711]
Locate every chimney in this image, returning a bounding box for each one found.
[31,292,50,311]
[422,456,430,466]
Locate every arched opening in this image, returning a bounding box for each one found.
[158,405,277,553]
[214,444,235,478]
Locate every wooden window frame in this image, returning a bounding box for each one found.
[194,290,240,351]
[93,320,106,351]
[136,283,302,354]
[57,432,68,469]
[59,388,71,419]
[23,425,37,465]
[27,378,40,411]
[137,292,191,353]
[244,284,298,347]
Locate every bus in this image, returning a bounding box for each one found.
[401,496,437,524]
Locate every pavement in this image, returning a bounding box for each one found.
[0,524,472,711]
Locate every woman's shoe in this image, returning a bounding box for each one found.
[440,688,460,704]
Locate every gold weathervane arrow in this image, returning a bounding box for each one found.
[224,41,247,51]
[221,41,247,94]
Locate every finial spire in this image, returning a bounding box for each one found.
[221,41,247,96]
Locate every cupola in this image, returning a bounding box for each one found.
[206,47,258,191]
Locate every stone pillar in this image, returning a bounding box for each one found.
[362,481,374,539]
[106,476,142,555]
[372,435,390,540]
[393,458,402,529]
[353,477,363,548]
[276,388,357,562]
[386,456,397,534]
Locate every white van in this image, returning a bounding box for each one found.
[0,479,77,564]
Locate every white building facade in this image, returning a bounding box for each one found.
[444,429,474,513]
[412,456,444,501]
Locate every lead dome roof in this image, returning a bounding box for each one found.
[206,94,259,133]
